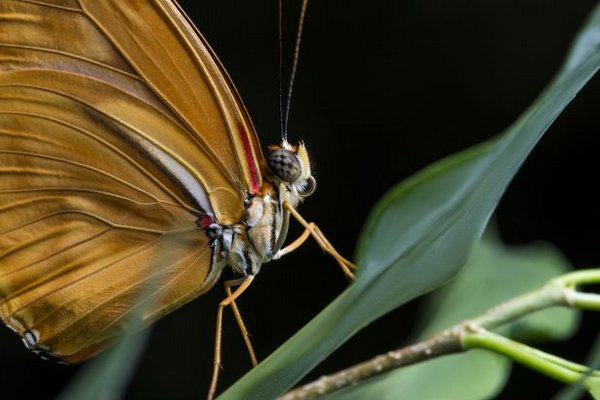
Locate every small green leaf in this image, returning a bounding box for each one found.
[554,334,600,400]
[58,330,150,400]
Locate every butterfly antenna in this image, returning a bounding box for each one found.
[278,0,285,141]
[280,0,309,143]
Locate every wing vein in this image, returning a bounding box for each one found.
[0,42,140,83]
[80,2,240,187]
[0,227,113,284]
[0,112,200,215]
[77,243,210,351]
[11,0,81,13]
[1,80,237,204]
[0,149,170,205]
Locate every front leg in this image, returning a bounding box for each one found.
[272,202,356,279]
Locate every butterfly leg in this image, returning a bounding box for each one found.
[225,282,258,367]
[275,202,356,279]
[208,275,255,400]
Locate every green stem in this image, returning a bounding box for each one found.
[552,269,600,287]
[535,349,600,377]
[472,268,600,330]
[566,292,600,311]
[462,330,590,385]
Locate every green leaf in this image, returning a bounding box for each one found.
[57,330,151,400]
[587,379,600,400]
[220,5,600,399]
[323,232,578,400]
[420,232,579,343]
[554,334,600,400]
[325,351,510,400]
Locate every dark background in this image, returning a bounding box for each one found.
[1,1,599,399]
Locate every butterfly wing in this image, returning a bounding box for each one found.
[0,0,259,361]
[80,0,264,200]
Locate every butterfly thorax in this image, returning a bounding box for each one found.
[208,141,315,280]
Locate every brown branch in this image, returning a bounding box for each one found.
[278,327,463,400]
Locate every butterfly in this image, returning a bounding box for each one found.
[0,0,354,397]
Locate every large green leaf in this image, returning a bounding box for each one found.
[220,5,600,399]
[323,232,578,400]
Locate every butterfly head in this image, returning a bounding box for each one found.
[267,141,316,203]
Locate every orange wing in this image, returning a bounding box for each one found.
[0,0,258,361]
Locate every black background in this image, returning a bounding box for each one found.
[1,1,599,399]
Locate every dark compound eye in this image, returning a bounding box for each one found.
[267,148,302,182]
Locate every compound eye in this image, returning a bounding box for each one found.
[299,176,316,197]
[267,148,302,182]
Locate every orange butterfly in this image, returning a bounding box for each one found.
[0,0,352,397]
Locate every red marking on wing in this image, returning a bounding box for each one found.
[197,215,214,228]
[238,123,261,194]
